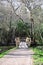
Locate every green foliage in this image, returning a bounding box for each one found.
[0,27,15,45]
[15,19,31,37]
[33,23,43,44]
[33,47,43,65]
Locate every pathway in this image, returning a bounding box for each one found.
[0,48,34,65]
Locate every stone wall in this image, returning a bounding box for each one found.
[15,37,20,47]
[26,37,31,46]
[15,37,31,47]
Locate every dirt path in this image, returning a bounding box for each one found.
[0,49,34,65]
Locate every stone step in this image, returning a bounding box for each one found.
[19,42,28,49]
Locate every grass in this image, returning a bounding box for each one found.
[0,46,17,58]
[33,46,43,65]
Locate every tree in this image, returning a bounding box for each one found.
[15,19,31,37]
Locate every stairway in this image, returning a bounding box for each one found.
[19,42,28,49]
